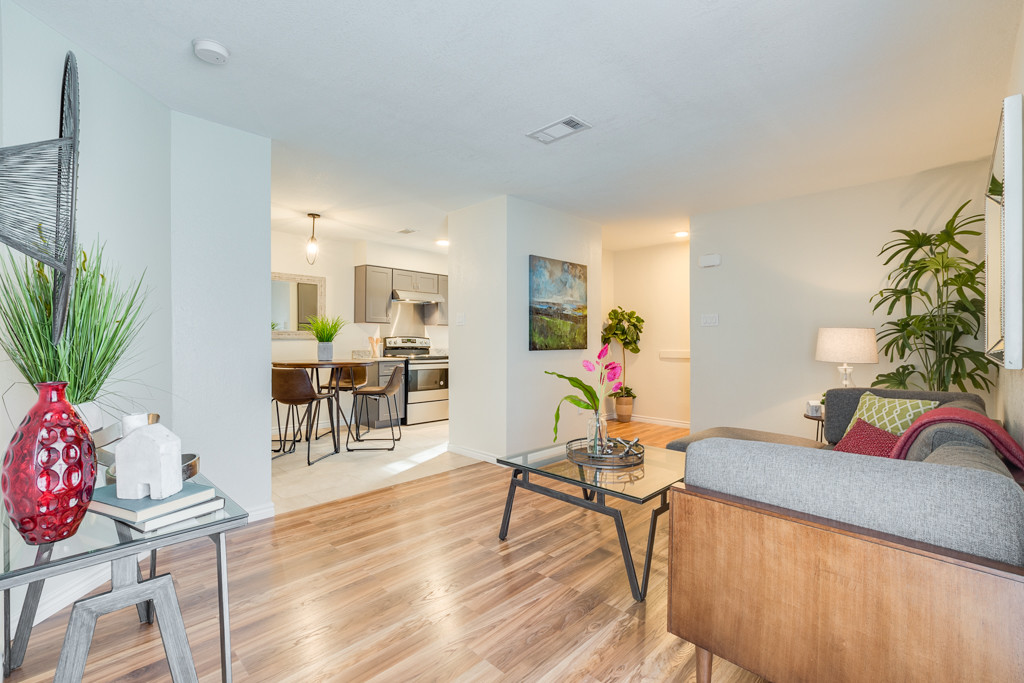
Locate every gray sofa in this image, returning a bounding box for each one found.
[666,388,1024,682]
[669,387,1024,564]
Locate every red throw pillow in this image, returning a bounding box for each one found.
[834,418,900,458]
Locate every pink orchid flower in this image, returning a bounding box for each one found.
[611,381,623,393]
[597,343,609,360]
[582,360,596,372]
[605,363,622,382]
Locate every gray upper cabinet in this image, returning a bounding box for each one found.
[425,275,448,326]
[393,269,438,293]
[355,265,392,323]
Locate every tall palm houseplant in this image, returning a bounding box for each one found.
[600,306,644,422]
[0,241,148,414]
[871,200,997,392]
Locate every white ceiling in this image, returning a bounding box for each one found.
[16,0,1024,252]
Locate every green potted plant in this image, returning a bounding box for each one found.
[600,306,645,422]
[0,241,148,420]
[871,200,997,391]
[303,314,348,361]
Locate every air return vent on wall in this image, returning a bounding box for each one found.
[526,116,592,144]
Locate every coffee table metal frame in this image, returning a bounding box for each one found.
[497,446,684,602]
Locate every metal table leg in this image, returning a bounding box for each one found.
[210,531,233,683]
[497,470,669,602]
[55,555,197,682]
[7,545,53,671]
[114,522,155,624]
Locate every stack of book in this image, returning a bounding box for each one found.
[88,481,224,532]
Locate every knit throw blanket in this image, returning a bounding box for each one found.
[890,406,1024,471]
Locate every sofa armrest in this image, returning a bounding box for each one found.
[685,437,1024,566]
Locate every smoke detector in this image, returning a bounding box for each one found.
[526,116,592,144]
[193,39,230,65]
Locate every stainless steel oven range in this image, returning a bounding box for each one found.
[382,336,449,425]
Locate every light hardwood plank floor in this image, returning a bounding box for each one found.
[7,421,765,682]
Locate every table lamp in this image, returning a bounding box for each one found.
[815,327,879,387]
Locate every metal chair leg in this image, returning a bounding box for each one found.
[308,397,339,466]
[346,394,398,451]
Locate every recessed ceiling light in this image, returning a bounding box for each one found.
[436,239,450,247]
[193,39,230,65]
[675,231,689,238]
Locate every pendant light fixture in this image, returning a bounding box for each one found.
[305,213,320,265]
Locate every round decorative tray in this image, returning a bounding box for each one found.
[566,438,644,468]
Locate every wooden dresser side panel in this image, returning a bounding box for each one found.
[668,485,1024,683]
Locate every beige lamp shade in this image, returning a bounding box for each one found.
[815,328,879,364]
[815,327,878,388]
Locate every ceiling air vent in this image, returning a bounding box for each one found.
[526,116,592,144]
[397,228,416,234]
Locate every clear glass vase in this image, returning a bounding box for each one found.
[587,411,608,455]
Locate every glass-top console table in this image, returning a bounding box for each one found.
[1,473,248,682]
[497,444,686,602]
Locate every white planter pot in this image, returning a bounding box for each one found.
[317,342,334,361]
[72,401,105,433]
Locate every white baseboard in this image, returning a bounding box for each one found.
[247,501,276,522]
[447,444,498,463]
[615,414,690,429]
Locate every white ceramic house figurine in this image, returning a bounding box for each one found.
[114,416,183,500]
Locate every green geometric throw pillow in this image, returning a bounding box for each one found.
[844,392,939,437]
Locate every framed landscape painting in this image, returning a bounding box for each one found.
[529,255,587,350]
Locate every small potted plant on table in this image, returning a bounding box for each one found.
[303,315,348,361]
[601,306,644,422]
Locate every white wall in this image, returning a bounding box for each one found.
[505,197,602,455]
[170,112,272,518]
[0,0,173,431]
[447,196,602,459]
[448,196,508,458]
[609,242,690,427]
[690,159,987,438]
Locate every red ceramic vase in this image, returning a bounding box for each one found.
[1,382,97,544]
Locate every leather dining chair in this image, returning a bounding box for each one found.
[323,366,369,436]
[346,366,403,451]
[272,367,337,465]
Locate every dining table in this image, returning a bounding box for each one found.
[271,359,376,455]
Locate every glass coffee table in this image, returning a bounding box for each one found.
[497,444,685,602]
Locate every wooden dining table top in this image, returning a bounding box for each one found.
[272,359,376,368]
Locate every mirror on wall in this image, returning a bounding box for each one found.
[271,272,326,339]
[985,94,1023,369]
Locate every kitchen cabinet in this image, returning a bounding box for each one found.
[354,265,392,324]
[425,275,448,326]
[392,269,438,294]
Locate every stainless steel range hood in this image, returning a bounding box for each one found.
[392,289,445,304]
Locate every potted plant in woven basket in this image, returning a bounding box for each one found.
[303,314,348,361]
[601,306,645,422]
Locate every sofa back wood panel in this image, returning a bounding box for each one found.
[668,483,1024,683]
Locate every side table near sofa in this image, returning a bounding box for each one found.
[665,388,1024,682]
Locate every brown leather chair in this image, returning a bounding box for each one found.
[346,366,403,451]
[272,367,337,465]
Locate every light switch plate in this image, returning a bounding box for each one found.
[700,314,719,327]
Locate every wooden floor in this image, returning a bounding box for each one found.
[6,421,764,682]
